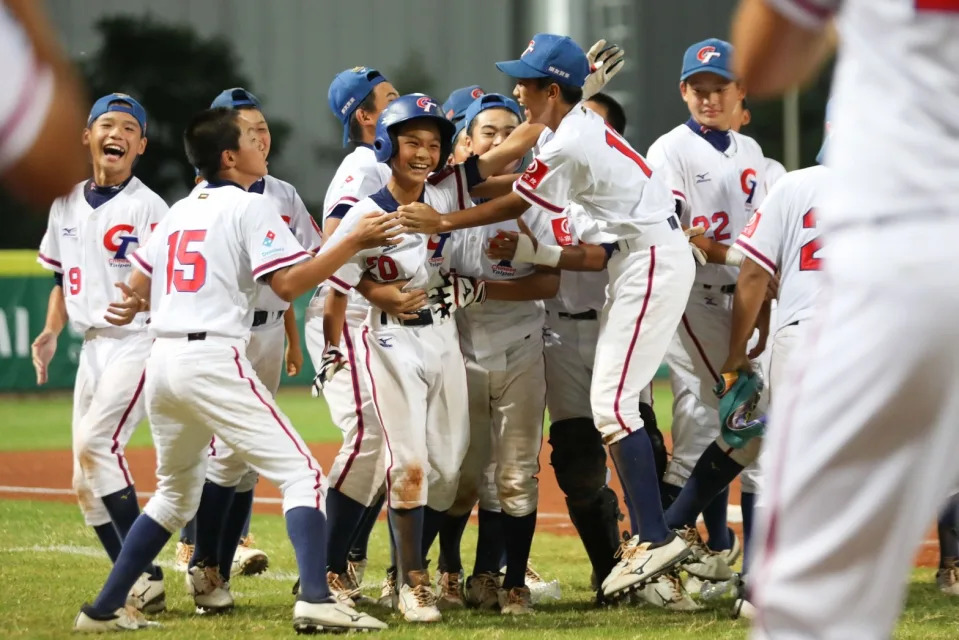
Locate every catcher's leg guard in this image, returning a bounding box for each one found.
[549,418,623,584]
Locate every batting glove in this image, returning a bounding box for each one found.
[311,344,348,397]
[685,225,708,266]
[583,39,625,100]
[428,272,487,318]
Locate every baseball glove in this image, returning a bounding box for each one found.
[311,344,348,397]
[713,370,766,448]
[428,271,487,318]
[583,40,625,100]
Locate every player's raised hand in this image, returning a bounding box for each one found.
[487,229,520,261]
[583,39,625,100]
[31,330,57,385]
[104,282,146,326]
[350,211,402,249]
[397,202,444,235]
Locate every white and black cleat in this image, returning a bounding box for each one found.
[292,598,387,634]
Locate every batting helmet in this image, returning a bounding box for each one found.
[373,94,456,168]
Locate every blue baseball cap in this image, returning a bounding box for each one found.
[495,33,589,88]
[442,85,485,122]
[681,38,736,82]
[87,93,148,134]
[328,66,388,147]
[210,87,262,110]
[462,93,522,136]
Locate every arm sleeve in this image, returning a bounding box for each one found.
[521,207,562,247]
[243,198,311,281]
[646,138,689,219]
[138,196,168,247]
[320,207,372,293]
[36,202,62,273]
[512,137,580,215]
[324,164,386,221]
[764,0,839,30]
[130,217,165,277]
[734,187,786,277]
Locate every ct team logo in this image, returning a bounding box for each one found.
[740,168,758,204]
[416,96,436,112]
[522,39,535,57]
[551,216,572,246]
[697,46,721,63]
[471,87,485,99]
[519,158,549,189]
[742,211,761,238]
[426,232,450,267]
[103,224,137,266]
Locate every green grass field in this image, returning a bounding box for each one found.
[1,391,956,638]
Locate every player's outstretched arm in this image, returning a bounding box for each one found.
[723,257,771,373]
[268,212,401,302]
[356,276,427,319]
[474,122,546,181]
[484,268,560,301]
[487,227,608,272]
[731,0,836,98]
[283,306,303,377]
[399,191,531,235]
[104,271,151,326]
[31,282,67,385]
[691,234,744,266]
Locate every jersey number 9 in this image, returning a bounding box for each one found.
[166,230,208,293]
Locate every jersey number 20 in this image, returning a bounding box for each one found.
[166,230,208,293]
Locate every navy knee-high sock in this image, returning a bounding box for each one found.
[93,523,123,563]
[190,481,235,569]
[180,517,196,544]
[286,507,331,602]
[101,486,161,579]
[438,512,471,573]
[472,509,505,575]
[349,493,386,562]
[91,515,171,614]
[703,487,732,551]
[741,491,756,575]
[325,487,368,574]
[608,430,670,543]
[660,482,682,510]
[938,494,959,568]
[421,506,445,562]
[240,491,253,539]
[665,442,744,531]
[502,511,537,589]
[388,506,425,585]
[219,488,254,581]
[613,462,641,536]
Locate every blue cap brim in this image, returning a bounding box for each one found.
[495,59,549,79]
[680,66,737,82]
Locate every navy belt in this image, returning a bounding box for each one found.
[558,309,598,321]
[252,309,283,327]
[381,308,433,327]
[187,332,206,341]
[701,283,736,294]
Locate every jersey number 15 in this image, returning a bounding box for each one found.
[166,230,208,293]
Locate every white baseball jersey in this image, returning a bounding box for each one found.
[767,0,959,228]
[320,144,393,326]
[514,103,675,245]
[734,165,829,330]
[326,162,475,296]
[37,177,167,333]
[0,4,54,172]
[449,209,554,363]
[545,204,610,314]
[647,123,767,286]
[131,182,310,338]
[765,157,787,191]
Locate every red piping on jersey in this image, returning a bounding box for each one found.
[131,251,152,274]
[109,370,144,486]
[252,251,310,279]
[362,326,395,507]
[326,196,359,214]
[672,190,687,203]
[0,53,42,143]
[454,164,465,210]
[515,183,564,214]
[735,239,777,275]
[329,275,353,292]
[231,347,322,509]
[613,246,657,434]
[209,436,217,457]
[332,323,366,492]
[38,253,62,270]
[681,314,720,383]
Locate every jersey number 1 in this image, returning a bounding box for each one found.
[916,0,959,11]
[605,127,652,178]
[166,230,208,293]
[799,209,823,271]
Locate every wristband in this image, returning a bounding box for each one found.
[725,247,744,267]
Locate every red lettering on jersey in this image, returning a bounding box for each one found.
[150,223,158,232]
[917,0,959,11]
[742,211,761,238]
[519,158,549,190]
[551,216,572,246]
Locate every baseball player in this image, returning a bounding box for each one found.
[176,88,324,595]
[731,1,959,637]
[322,94,542,622]
[302,66,402,605]
[645,37,767,579]
[0,0,87,208]
[32,93,168,617]
[442,85,485,166]
[72,106,394,633]
[398,32,696,603]
[938,493,959,595]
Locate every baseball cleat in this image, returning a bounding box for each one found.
[715,528,742,567]
[732,597,757,620]
[232,534,269,576]
[327,570,361,607]
[74,604,161,632]
[375,566,397,609]
[498,585,534,615]
[641,572,702,611]
[464,572,501,610]
[347,558,376,605]
[127,571,166,614]
[174,540,194,572]
[937,560,959,595]
[676,526,734,582]
[397,571,441,623]
[292,598,387,633]
[185,564,234,613]
[524,563,561,603]
[602,533,692,597]
[435,570,466,610]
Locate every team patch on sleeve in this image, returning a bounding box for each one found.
[742,212,761,238]
[519,158,549,190]
[551,216,573,246]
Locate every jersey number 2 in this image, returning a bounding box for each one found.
[799,209,823,271]
[692,211,731,242]
[166,230,208,293]
[605,127,652,178]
